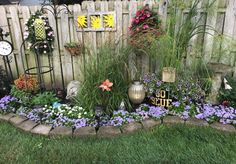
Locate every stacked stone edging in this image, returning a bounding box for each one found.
[0,113,235,138]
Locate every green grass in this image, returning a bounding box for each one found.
[0,122,236,164]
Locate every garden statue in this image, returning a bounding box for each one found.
[206,62,234,104]
[66,80,80,100]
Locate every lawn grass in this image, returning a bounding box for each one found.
[0,122,235,164]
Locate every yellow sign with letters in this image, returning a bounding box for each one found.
[150,90,172,107]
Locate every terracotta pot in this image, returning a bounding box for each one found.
[162,67,176,83]
[65,46,81,56]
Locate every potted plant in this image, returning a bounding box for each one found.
[64,42,82,56]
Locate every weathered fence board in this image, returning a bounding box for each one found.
[0,0,236,89]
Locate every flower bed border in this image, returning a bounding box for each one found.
[0,113,235,138]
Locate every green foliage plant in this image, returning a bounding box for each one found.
[32,91,59,107]
[75,45,133,114]
[0,66,11,98]
[148,0,216,73]
[64,42,80,48]
[10,85,32,107]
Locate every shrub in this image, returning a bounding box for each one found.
[0,66,11,98]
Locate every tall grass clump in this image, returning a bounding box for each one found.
[147,0,217,73]
[75,45,133,114]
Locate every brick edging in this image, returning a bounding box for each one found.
[0,113,235,138]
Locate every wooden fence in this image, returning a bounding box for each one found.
[0,0,236,90]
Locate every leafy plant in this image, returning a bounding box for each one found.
[64,42,81,48]
[32,91,59,106]
[14,74,39,93]
[64,42,82,56]
[0,66,11,98]
[10,86,32,107]
[75,45,133,114]
[147,0,216,73]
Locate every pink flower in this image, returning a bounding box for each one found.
[135,18,139,23]
[99,79,113,91]
[143,24,149,29]
[136,11,141,16]
[146,13,151,17]
[136,27,140,31]
[140,15,146,20]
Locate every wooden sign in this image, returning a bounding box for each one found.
[77,12,116,32]
[150,90,172,107]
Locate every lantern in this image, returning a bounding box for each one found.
[128,81,145,104]
[162,67,176,83]
[34,18,46,40]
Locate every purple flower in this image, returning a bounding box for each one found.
[148,106,168,118]
[181,111,189,120]
[184,105,191,111]
[172,101,181,107]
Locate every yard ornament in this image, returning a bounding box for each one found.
[66,80,80,99]
[223,78,232,90]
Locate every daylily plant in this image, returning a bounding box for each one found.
[98,79,113,110]
[99,79,113,91]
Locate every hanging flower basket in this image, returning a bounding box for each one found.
[128,5,163,52]
[162,67,176,83]
[64,42,82,56]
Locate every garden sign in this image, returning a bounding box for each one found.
[77,12,116,31]
[150,90,172,107]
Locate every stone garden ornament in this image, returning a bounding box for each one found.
[66,81,80,100]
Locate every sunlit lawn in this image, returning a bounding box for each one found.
[0,122,236,164]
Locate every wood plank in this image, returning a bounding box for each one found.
[115,0,123,48]
[122,0,129,46]
[186,1,203,67]
[73,4,83,81]
[128,0,138,80]
[101,1,109,45]
[87,1,97,55]
[0,6,17,80]
[45,6,63,89]
[9,6,25,75]
[59,6,73,87]
[158,0,168,29]
[203,0,219,62]
[20,6,37,77]
[221,0,236,65]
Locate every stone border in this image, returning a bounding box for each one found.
[0,113,235,138]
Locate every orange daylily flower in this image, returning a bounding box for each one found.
[99,79,113,91]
